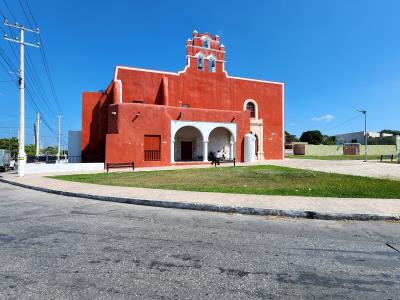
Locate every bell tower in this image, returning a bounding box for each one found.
[185,31,225,73]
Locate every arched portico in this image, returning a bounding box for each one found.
[171,121,237,163]
[173,126,203,161]
[208,127,235,160]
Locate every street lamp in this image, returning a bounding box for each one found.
[356,109,367,162]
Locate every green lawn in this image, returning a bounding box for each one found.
[50,165,400,199]
[286,155,382,160]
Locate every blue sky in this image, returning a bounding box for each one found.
[0,0,399,147]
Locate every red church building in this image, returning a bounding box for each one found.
[82,31,284,167]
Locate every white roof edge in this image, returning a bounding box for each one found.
[227,74,284,85]
[114,65,179,79]
[114,65,284,85]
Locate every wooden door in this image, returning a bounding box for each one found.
[144,135,161,161]
[181,142,192,160]
[343,144,358,155]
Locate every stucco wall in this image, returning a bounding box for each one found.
[81,82,114,162]
[115,65,283,160]
[300,144,397,156]
[105,103,250,167]
[359,145,397,155]
[305,145,343,156]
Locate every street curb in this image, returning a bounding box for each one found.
[1,177,399,221]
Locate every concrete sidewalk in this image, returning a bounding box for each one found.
[270,159,400,181]
[1,171,399,221]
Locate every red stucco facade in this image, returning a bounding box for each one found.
[82,31,284,167]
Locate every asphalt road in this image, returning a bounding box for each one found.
[1,182,400,299]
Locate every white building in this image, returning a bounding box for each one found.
[335,131,393,145]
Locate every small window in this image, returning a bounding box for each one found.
[203,38,209,48]
[246,102,256,118]
[144,135,161,161]
[181,103,189,108]
[209,57,216,72]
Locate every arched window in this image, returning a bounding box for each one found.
[197,54,204,71]
[246,102,256,118]
[208,56,216,72]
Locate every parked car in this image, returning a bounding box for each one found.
[0,149,11,171]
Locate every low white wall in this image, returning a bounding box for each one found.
[24,163,104,174]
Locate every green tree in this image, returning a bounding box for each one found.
[381,129,400,135]
[285,131,298,143]
[25,144,36,156]
[0,137,19,157]
[322,135,336,145]
[43,146,58,155]
[300,130,324,145]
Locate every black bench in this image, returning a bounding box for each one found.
[380,155,394,162]
[105,162,135,172]
[211,157,236,167]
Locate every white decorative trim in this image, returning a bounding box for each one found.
[243,99,259,120]
[114,66,179,79]
[206,54,216,60]
[186,45,226,53]
[224,70,284,85]
[194,52,205,58]
[178,57,191,74]
[200,35,210,49]
[187,55,225,63]
[114,63,283,86]
[171,121,237,143]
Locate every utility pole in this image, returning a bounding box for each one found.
[57,115,61,162]
[35,113,40,157]
[357,109,368,162]
[3,20,40,176]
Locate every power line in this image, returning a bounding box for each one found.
[3,0,17,22]
[0,13,59,123]
[0,10,60,136]
[0,3,20,63]
[1,2,69,151]
[23,0,64,116]
[325,114,362,133]
[17,0,69,132]
[18,0,33,29]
